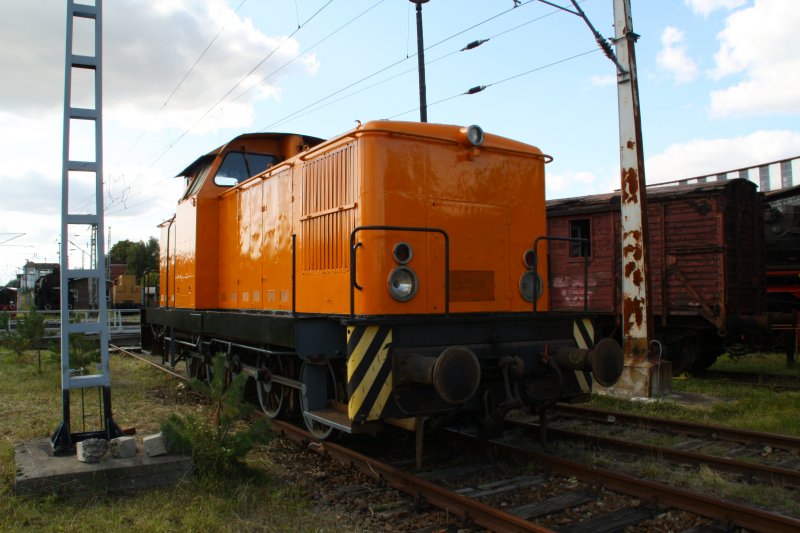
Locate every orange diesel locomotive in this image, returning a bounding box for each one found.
[142,121,622,438]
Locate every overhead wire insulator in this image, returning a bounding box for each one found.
[461,38,489,51]
[466,85,487,95]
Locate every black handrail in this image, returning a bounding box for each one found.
[349,225,450,317]
[532,236,589,313]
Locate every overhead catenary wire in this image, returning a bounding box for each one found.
[225,0,387,110]
[117,0,249,166]
[257,0,571,131]
[109,0,594,217]
[387,47,600,120]
[139,0,336,169]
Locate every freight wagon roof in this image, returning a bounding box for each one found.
[546,178,758,216]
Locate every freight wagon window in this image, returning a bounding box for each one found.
[214,151,278,186]
[570,219,591,257]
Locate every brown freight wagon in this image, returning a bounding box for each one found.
[546,178,766,373]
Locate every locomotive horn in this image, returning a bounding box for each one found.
[553,337,623,387]
[398,346,482,405]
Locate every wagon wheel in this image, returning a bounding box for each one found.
[691,334,725,372]
[666,337,698,375]
[299,361,338,440]
[256,355,285,419]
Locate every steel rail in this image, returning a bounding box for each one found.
[117,347,800,531]
[509,420,800,487]
[112,344,188,381]
[555,403,800,451]
[270,419,555,533]
[452,431,800,533]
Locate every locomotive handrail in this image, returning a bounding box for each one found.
[532,236,589,313]
[350,226,450,317]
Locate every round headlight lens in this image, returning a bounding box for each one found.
[393,242,413,264]
[466,125,484,147]
[519,271,543,302]
[388,266,418,302]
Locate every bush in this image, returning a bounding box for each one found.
[161,354,272,477]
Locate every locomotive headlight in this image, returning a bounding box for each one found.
[393,242,413,264]
[519,271,543,302]
[458,125,484,147]
[388,266,418,302]
[522,248,536,269]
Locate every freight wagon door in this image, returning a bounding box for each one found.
[427,199,510,313]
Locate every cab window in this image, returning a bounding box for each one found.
[214,151,279,186]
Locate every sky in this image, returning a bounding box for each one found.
[1,0,798,284]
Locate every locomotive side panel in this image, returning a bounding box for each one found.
[218,191,239,309]
[262,168,295,312]
[295,140,361,315]
[238,179,263,309]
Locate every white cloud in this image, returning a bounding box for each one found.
[546,169,619,200]
[0,0,319,132]
[710,0,800,117]
[656,26,699,84]
[646,130,800,183]
[684,0,747,17]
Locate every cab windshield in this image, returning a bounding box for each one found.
[214,151,279,186]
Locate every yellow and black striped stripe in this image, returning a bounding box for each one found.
[572,318,594,393]
[346,325,393,422]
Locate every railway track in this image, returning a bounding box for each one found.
[519,404,800,488]
[113,345,800,532]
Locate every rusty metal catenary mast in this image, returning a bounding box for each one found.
[612,0,665,396]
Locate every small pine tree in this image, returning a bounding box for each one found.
[6,310,46,370]
[161,354,272,477]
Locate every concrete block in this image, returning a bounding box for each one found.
[15,439,194,496]
[143,432,168,457]
[109,436,136,459]
[77,438,107,463]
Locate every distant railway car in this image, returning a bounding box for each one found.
[34,270,74,311]
[764,184,800,313]
[142,121,622,439]
[547,179,766,373]
[112,274,141,309]
[0,287,16,311]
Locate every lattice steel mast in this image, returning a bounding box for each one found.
[51,0,121,454]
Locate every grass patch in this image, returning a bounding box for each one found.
[589,353,800,437]
[0,347,360,532]
[709,352,800,376]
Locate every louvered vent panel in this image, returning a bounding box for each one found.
[301,143,359,271]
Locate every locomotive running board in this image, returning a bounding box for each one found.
[303,408,383,434]
[304,409,354,433]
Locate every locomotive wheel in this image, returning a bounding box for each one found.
[256,355,285,419]
[299,361,338,440]
[185,354,202,379]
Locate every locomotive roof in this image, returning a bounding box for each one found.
[547,178,758,215]
[175,131,326,178]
